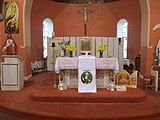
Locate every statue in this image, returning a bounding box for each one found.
[78,6,93,35]
[3,33,17,55]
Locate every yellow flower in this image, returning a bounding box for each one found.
[96,44,107,52]
[65,45,77,51]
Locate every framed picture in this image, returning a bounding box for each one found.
[80,38,92,52]
[4,2,19,33]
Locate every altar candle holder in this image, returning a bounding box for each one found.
[51,42,57,88]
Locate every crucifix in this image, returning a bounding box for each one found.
[78,6,93,35]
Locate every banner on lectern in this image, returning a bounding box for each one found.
[78,56,96,93]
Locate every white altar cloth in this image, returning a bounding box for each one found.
[55,56,119,88]
[55,57,78,73]
[55,57,119,73]
[78,56,96,93]
[96,58,119,73]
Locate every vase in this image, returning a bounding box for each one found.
[69,51,73,57]
[99,51,103,58]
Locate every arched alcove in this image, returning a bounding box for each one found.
[23,0,150,75]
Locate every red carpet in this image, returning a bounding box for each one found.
[30,88,146,103]
[30,73,146,103]
[0,72,160,120]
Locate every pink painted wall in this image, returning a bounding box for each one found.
[3,0,159,76]
[31,0,68,61]
[0,0,32,76]
[31,0,141,61]
[149,0,160,73]
[0,0,24,51]
[140,0,160,75]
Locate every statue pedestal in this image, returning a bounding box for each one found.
[1,55,24,90]
[3,55,22,63]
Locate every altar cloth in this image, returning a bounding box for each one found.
[55,57,119,73]
[55,57,78,73]
[55,56,120,88]
[78,56,96,93]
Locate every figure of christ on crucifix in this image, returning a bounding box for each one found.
[78,6,93,35]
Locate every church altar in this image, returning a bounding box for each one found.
[55,56,119,89]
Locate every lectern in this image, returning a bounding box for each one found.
[1,55,24,90]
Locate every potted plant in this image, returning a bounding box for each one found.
[96,44,107,58]
[65,45,77,57]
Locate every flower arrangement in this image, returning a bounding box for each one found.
[96,44,107,52]
[65,45,77,51]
